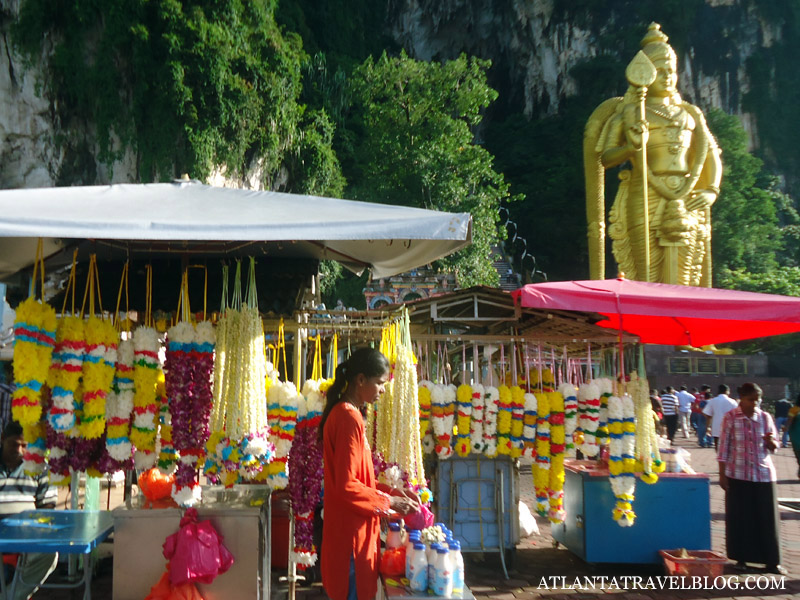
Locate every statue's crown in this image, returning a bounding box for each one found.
[640,22,669,48]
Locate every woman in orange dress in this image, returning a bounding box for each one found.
[318,348,419,600]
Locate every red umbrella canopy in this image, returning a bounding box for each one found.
[511,278,800,346]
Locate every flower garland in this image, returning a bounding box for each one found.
[533,392,551,516]
[521,391,537,459]
[482,386,499,457]
[608,395,637,526]
[596,378,613,447]
[80,317,118,440]
[548,391,566,523]
[560,383,578,458]
[510,386,525,458]
[431,384,455,459]
[104,337,135,471]
[12,298,57,427]
[630,372,664,484]
[45,316,85,485]
[167,321,216,507]
[496,385,513,455]
[469,383,485,454]
[577,381,600,457]
[267,381,300,489]
[418,380,433,443]
[288,379,325,568]
[21,423,46,477]
[156,374,178,474]
[454,384,473,457]
[131,326,161,471]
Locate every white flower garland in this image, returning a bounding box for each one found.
[522,392,537,458]
[469,383,485,454]
[106,338,134,462]
[608,395,636,527]
[431,383,455,459]
[482,386,499,457]
[559,383,578,458]
[631,372,664,484]
[577,381,600,457]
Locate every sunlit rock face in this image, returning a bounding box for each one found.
[387,0,779,137]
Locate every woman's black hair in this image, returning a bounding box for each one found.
[318,347,390,442]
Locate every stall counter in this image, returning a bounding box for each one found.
[112,485,271,600]
[550,460,711,564]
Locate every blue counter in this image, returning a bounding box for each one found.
[550,461,711,564]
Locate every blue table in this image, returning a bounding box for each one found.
[0,509,114,600]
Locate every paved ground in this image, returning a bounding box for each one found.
[39,434,800,599]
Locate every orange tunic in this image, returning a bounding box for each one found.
[322,402,391,600]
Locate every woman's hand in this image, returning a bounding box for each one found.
[389,486,421,505]
[389,495,420,515]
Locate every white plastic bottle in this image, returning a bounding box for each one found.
[408,542,428,593]
[426,543,441,592]
[386,521,403,549]
[405,532,421,579]
[449,540,464,597]
[432,546,453,597]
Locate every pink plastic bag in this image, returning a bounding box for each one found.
[403,503,434,531]
[163,508,235,586]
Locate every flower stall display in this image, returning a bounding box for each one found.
[207,259,272,486]
[370,314,425,486]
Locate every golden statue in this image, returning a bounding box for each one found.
[585,23,722,286]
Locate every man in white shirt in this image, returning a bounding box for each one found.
[676,385,695,439]
[703,384,738,450]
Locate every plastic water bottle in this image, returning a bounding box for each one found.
[405,532,421,578]
[387,522,403,549]
[432,545,454,597]
[449,540,464,597]
[427,543,441,592]
[408,542,428,593]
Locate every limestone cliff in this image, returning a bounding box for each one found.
[387,0,781,142]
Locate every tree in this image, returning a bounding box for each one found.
[13,0,343,194]
[346,51,519,286]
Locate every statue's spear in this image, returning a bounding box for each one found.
[625,51,657,282]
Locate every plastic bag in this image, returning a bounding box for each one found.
[403,503,435,531]
[144,570,205,600]
[163,508,234,586]
[518,500,539,538]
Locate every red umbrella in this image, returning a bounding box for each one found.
[511,278,800,346]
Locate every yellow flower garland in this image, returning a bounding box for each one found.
[496,385,513,455]
[80,317,117,439]
[12,298,57,426]
[418,383,432,441]
[132,326,161,470]
[548,391,566,523]
[533,392,551,516]
[455,384,472,457]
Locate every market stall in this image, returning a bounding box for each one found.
[511,278,800,564]
[0,182,473,600]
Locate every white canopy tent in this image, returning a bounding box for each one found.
[0,181,472,280]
